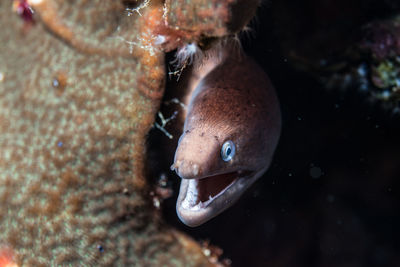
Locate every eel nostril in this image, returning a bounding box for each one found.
[171,160,181,171]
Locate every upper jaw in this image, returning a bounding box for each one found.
[171,156,248,180]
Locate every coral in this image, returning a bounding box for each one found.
[270,0,400,112]
[0,0,257,265]
[155,0,259,52]
[360,17,400,111]
[361,17,400,60]
[319,16,400,112]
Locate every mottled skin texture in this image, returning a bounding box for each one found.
[172,51,281,226]
[0,0,259,265]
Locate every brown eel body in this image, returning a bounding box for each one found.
[171,46,281,227]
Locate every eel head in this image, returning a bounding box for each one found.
[171,127,268,227]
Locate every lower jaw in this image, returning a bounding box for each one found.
[179,171,253,211]
[180,177,238,211]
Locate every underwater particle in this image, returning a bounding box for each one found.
[357,63,368,77]
[150,173,173,209]
[0,72,4,82]
[97,245,104,253]
[203,247,210,257]
[381,90,391,100]
[319,59,327,66]
[310,166,322,179]
[326,194,335,203]
[52,72,68,93]
[158,173,168,187]
[52,79,59,88]
[12,0,34,24]
[122,188,130,195]
[152,196,161,209]
[155,184,173,200]
[200,240,230,266]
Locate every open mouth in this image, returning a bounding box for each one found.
[180,170,251,211]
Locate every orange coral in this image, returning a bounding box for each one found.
[0,246,17,267]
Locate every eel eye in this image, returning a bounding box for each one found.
[221,140,235,162]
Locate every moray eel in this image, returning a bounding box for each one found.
[171,46,281,227]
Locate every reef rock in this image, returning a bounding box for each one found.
[0,0,257,265]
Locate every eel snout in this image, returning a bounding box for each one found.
[171,132,219,179]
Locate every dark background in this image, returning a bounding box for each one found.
[149,1,400,266]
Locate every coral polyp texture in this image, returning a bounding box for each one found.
[0,0,257,265]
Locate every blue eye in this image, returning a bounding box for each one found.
[221,140,235,162]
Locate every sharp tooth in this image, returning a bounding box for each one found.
[182,179,199,210]
[192,164,199,176]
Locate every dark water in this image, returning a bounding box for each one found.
[148,1,400,266]
[160,71,400,267]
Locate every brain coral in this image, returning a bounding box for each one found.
[0,0,257,265]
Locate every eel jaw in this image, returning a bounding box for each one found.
[176,170,259,227]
